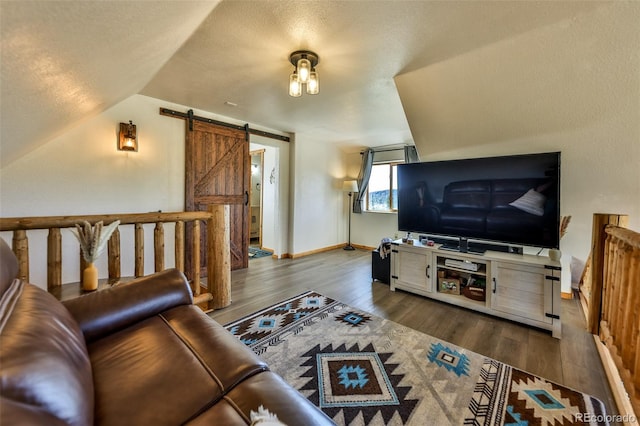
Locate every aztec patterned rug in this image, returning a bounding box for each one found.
[224,291,609,425]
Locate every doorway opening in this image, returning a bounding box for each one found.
[248,138,285,261]
[249,149,264,249]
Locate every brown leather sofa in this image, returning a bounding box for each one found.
[0,239,333,425]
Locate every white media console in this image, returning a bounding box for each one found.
[390,239,562,338]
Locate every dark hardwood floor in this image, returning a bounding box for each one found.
[210,247,618,418]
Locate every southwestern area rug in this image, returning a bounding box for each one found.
[224,291,609,425]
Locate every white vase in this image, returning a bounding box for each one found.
[548,249,562,262]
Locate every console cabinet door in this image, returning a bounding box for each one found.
[391,246,432,294]
[491,262,552,325]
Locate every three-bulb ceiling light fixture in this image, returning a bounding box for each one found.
[288,50,319,97]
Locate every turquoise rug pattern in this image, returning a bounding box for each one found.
[224,291,608,425]
[249,247,272,259]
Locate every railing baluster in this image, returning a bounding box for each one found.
[135,224,144,277]
[47,228,62,290]
[175,221,185,273]
[635,320,640,403]
[154,222,164,272]
[628,247,640,397]
[192,220,201,296]
[602,234,613,328]
[108,228,121,280]
[609,239,623,343]
[614,243,631,349]
[12,230,29,282]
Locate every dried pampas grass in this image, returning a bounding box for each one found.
[73,220,120,263]
[560,215,571,240]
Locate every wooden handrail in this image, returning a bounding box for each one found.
[0,211,211,230]
[607,226,640,247]
[0,210,231,310]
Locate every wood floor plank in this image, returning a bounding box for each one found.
[209,248,619,418]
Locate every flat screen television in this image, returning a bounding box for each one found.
[397,152,561,250]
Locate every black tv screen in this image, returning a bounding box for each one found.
[397,152,561,249]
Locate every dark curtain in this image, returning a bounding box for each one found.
[354,148,374,213]
[404,145,419,163]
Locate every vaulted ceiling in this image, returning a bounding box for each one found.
[0,1,600,166]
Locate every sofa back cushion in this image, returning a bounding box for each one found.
[0,279,94,426]
[63,269,193,343]
[443,180,491,210]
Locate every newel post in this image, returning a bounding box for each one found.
[208,204,231,309]
[587,213,628,335]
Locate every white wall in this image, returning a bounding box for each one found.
[393,3,640,292]
[0,94,290,287]
[290,135,346,255]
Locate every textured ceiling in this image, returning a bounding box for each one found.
[0,1,219,166]
[1,0,600,166]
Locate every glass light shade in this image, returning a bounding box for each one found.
[297,58,311,83]
[289,73,302,97]
[123,136,136,150]
[306,70,319,95]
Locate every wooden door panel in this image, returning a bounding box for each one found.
[185,121,249,275]
[229,204,246,267]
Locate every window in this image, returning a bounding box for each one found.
[366,162,401,212]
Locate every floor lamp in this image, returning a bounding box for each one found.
[343,180,359,251]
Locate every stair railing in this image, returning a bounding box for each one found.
[0,208,231,310]
[586,213,639,419]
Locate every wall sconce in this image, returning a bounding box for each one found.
[118,120,137,151]
[288,50,319,97]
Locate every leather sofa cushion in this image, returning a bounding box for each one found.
[187,371,334,425]
[88,304,269,425]
[0,280,94,426]
[63,268,193,343]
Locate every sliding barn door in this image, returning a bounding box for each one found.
[185,121,249,274]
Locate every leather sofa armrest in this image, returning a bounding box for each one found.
[63,269,193,343]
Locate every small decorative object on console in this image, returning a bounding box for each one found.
[72,220,120,291]
[462,285,486,301]
[439,277,461,295]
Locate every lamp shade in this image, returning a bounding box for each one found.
[306,70,319,95]
[342,180,358,193]
[289,73,302,97]
[297,57,311,83]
